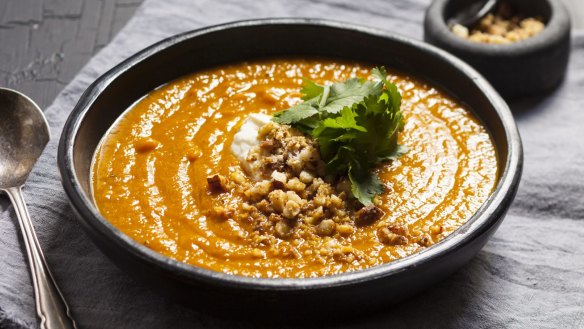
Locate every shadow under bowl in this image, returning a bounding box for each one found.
[58,19,523,318]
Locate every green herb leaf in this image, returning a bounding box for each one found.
[300,78,324,100]
[348,163,386,206]
[321,78,382,114]
[373,67,401,113]
[273,103,318,125]
[314,107,366,134]
[271,67,406,205]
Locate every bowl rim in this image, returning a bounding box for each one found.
[58,18,523,291]
[424,0,571,56]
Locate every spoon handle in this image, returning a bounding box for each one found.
[4,186,77,329]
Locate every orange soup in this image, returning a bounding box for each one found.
[92,59,498,278]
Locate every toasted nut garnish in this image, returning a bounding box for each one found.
[355,205,385,226]
[378,228,408,245]
[207,174,229,193]
[317,219,336,236]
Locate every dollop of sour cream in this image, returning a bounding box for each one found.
[231,113,272,174]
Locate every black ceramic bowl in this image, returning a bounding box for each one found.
[58,19,522,317]
[424,0,571,99]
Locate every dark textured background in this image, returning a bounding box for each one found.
[0,0,582,111]
[0,0,143,109]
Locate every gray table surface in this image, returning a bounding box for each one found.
[1,1,584,329]
[1,1,582,111]
[0,0,143,110]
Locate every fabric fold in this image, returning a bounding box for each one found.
[1,0,583,328]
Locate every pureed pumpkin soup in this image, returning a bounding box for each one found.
[92,59,498,278]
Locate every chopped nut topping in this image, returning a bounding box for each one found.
[218,121,392,256]
[317,219,336,236]
[378,227,408,245]
[355,205,385,226]
[207,174,229,193]
[274,220,293,239]
[336,224,355,235]
[271,171,287,184]
[430,224,444,235]
[268,190,287,213]
[388,224,409,236]
[285,177,306,192]
[211,206,234,220]
[417,234,433,247]
[260,139,275,150]
[451,3,545,44]
[282,200,301,219]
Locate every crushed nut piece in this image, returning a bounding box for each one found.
[207,174,229,193]
[355,205,385,226]
[275,220,293,239]
[430,224,444,235]
[317,219,336,236]
[418,234,433,247]
[378,227,408,245]
[451,3,545,44]
[231,121,387,247]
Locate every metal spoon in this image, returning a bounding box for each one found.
[448,0,499,27]
[0,87,76,329]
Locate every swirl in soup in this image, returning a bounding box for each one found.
[92,59,498,278]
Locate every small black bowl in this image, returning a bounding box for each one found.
[58,19,522,318]
[424,0,571,99]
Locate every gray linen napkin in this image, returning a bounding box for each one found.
[1,0,583,328]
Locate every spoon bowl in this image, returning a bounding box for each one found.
[0,87,76,329]
[0,88,50,187]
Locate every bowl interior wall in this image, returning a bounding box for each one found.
[74,24,510,198]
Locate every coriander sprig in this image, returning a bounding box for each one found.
[273,67,407,205]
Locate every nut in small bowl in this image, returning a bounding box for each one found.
[425,0,571,99]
